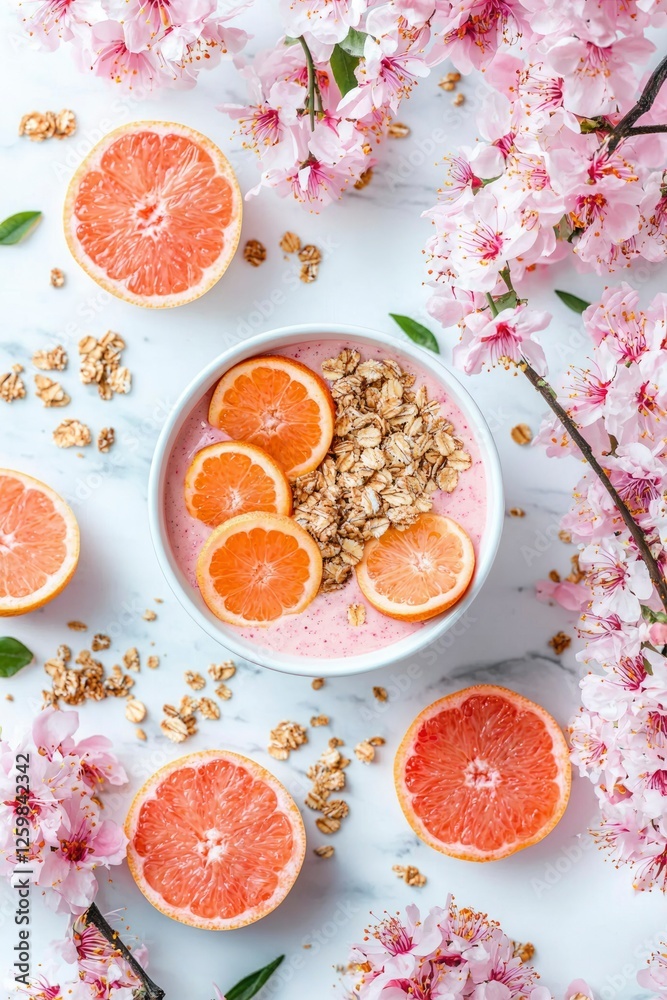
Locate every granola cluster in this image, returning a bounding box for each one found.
[268,720,308,760]
[42,641,136,707]
[393,864,427,887]
[305,740,351,835]
[159,662,236,742]
[19,109,77,142]
[293,349,472,590]
[79,331,131,400]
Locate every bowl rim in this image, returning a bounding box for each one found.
[147,322,504,677]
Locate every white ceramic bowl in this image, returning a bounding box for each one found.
[148,324,504,676]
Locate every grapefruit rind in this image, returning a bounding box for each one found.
[63,121,243,310]
[125,750,306,931]
[355,514,476,622]
[207,355,336,479]
[184,441,293,527]
[394,684,571,862]
[0,469,80,617]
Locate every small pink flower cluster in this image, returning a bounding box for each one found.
[346,899,546,1000]
[20,913,147,1000]
[535,284,667,891]
[18,0,249,90]
[0,708,128,914]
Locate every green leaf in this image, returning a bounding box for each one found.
[339,27,367,57]
[555,289,591,315]
[0,211,42,246]
[330,44,360,97]
[0,637,33,678]
[494,290,518,312]
[389,313,440,353]
[642,606,667,624]
[225,956,284,1000]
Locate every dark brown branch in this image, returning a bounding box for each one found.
[84,903,165,1000]
[520,362,667,613]
[606,53,667,153]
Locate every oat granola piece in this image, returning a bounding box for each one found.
[452,92,465,106]
[299,261,319,283]
[559,529,572,543]
[314,845,335,859]
[33,345,68,371]
[136,727,147,741]
[143,608,157,622]
[387,121,411,138]
[0,371,26,402]
[208,661,236,681]
[279,231,301,254]
[511,423,533,445]
[243,239,267,266]
[125,698,146,723]
[268,720,308,759]
[347,603,366,626]
[393,864,427,887]
[107,366,131,396]
[316,815,340,834]
[354,739,378,764]
[199,697,220,720]
[549,631,572,655]
[513,942,535,963]
[509,507,525,517]
[19,111,56,141]
[104,665,134,697]
[91,633,111,652]
[97,427,115,453]
[50,268,65,288]
[311,677,325,690]
[34,375,70,407]
[215,683,233,700]
[123,647,140,672]
[67,621,87,632]
[310,715,329,727]
[185,670,206,690]
[54,109,76,138]
[79,331,129,399]
[373,686,388,702]
[298,244,322,265]
[53,419,91,448]
[147,655,159,669]
[160,716,190,743]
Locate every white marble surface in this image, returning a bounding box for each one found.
[1,7,666,998]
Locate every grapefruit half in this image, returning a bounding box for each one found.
[395,685,571,861]
[0,469,79,616]
[64,122,242,308]
[125,750,306,930]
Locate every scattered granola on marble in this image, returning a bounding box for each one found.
[292,349,471,591]
[354,736,385,764]
[0,370,26,402]
[50,268,65,287]
[305,740,351,834]
[33,345,68,371]
[268,720,308,760]
[34,375,70,407]
[393,864,427,887]
[53,419,91,448]
[79,331,131,400]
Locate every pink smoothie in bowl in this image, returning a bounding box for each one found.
[149,325,504,676]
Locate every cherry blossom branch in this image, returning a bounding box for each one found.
[521,362,667,614]
[606,52,667,153]
[484,293,667,612]
[298,35,322,130]
[85,903,165,1000]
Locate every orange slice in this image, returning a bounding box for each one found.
[64,121,242,309]
[0,469,79,616]
[196,512,322,626]
[125,750,306,930]
[184,441,292,528]
[395,685,571,861]
[208,356,335,479]
[355,513,475,622]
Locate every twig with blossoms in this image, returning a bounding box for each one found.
[84,904,164,1000]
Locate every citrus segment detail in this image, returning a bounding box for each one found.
[184,441,292,528]
[208,356,335,479]
[355,513,475,621]
[125,750,306,930]
[64,122,242,308]
[196,512,322,626]
[0,469,80,616]
[395,685,571,861]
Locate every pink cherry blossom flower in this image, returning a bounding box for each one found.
[453,305,550,375]
[579,537,653,622]
[546,34,655,116]
[536,578,588,612]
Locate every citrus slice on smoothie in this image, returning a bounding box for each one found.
[64,121,242,308]
[355,513,475,622]
[208,356,335,479]
[395,685,571,861]
[196,512,322,626]
[125,750,306,930]
[184,441,292,528]
[0,469,80,616]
